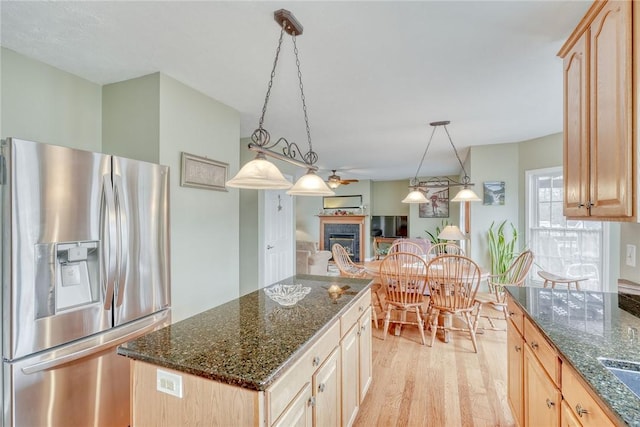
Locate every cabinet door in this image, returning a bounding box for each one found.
[314,348,340,427]
[589,0,632,218]
[561,400,583,427]
[341,324,359,427]
[507,321,524,426]
[563,31,590,218]
[358,309,372,403]
[524,346,560,427]
[273,382,313,427]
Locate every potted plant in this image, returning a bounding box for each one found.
[425,219,450,246]
[487,220,519,283]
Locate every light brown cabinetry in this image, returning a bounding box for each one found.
[341,292,373,427]
[561,363,616,427]
[507,320,524,426]
[505,294,620,427]
[524,345,561,426]
[130,289,372,427]
[559,0,633,219]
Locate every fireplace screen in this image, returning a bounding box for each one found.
[329,234,356,259]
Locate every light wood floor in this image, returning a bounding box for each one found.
[354,304,515,427]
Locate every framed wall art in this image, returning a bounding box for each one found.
[180,152,228,191]
[483,181,505,205]
[418,188,449,218]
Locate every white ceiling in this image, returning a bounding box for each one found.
[0,0,591,182]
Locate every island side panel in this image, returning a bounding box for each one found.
[132,360,263,426]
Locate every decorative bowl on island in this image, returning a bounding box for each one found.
[264,283,311,306]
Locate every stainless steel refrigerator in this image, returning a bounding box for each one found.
[0,138,171,426]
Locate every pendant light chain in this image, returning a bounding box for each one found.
[258,26,286,133]
[411,125,438,186]
[292,35,317,165]
[442,125,471,184]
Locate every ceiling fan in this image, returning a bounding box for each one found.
[326,170,359,189]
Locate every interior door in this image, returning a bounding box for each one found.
[261,188,294,288]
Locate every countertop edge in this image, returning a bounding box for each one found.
[118,278,373,391]
[505,287,631,426]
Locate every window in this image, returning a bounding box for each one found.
[526,167,606,291]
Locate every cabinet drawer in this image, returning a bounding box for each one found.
[507,296,524,335]
[340,290,371,337]
[267,321,340,425]
[524,317,560,386]
[561,363,616,427]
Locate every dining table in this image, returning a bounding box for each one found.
[363,257,489,342]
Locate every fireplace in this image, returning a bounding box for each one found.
[319,215,365,263]
[329,233,357,258]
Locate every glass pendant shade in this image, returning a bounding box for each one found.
[438,225,466,241]
[226,155,293,189]
[327,180,340,189]
[287,170,335,196]
[401,189,429,204]
[451,187,481,202]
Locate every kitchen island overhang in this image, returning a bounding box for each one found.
[118,274,374,426]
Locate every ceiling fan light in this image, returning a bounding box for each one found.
[287,170,336,196]
[401,189,429,204]
[451,187,481,202]
[226,155,292,189]
[327,180,341,189]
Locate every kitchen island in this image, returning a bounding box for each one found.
[118,274,373,426]
[506,286,640,426]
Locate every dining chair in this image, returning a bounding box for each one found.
[388,240,425,256]
[426,242,465,257]
[378,252,428,345]
[475,250,534,328]
[426,254,482,352]
[331,243,384,328]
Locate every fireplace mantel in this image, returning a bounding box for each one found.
[319,215,366,262]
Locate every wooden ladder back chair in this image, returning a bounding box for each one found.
[388,241,425,256]
[378,252,428,345]
[427,242,465,257]
[426,254,482,352]
[478,250,534,326]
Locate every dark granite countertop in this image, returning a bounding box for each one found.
[507,287,640,426]
[117,275,372,391]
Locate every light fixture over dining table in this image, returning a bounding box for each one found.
[401,121,481,203]
[226,9,334,196]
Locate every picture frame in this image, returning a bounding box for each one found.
[323,195,363,209]
[180,152,228,191]
[418,188,449,218]
[483,181,505,205]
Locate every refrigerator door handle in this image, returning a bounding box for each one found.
[102,174,117,309]
[113,174,128,308]
[20,310,169,375]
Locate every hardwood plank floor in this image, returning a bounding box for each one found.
[354,304,515,427]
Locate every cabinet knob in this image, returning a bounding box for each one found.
[576,403,588,417]
[359,305,364,312]
[308,396,316,407]
[531,341,539,350]
[546,398,555,409]
[361,325,366,332]
[312,356,320,367]
[514,345,521,352]
[578,203,585,208]
[508,311,515,317]
[318,383,326,393]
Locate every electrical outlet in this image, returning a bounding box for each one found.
[157,369,183,398]
[626,244,636,267]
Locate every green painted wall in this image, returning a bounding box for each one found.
[1,47,101,151]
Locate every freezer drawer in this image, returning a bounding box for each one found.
[2,310,169,427]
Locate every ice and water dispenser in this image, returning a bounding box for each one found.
[35,241,100,318]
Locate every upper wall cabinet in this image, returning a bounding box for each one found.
[559,0,633,220]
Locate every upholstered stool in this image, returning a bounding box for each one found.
[538,271,587,291]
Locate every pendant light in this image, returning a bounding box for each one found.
[402,121,480,203]
[226,9,334,196]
